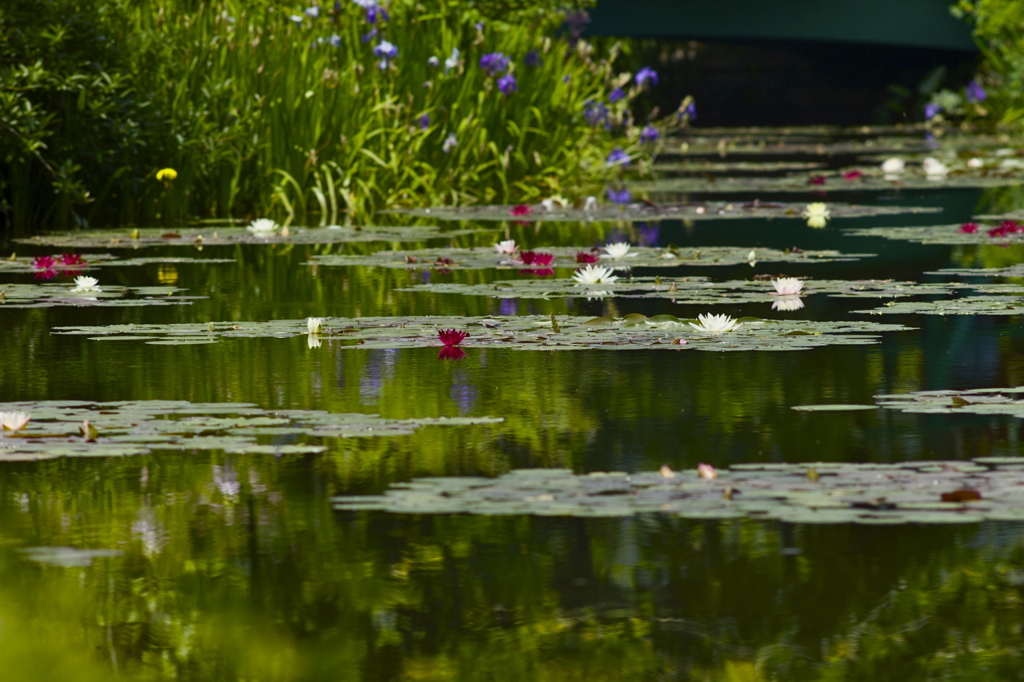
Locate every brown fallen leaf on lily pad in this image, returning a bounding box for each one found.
[941,489,982,503]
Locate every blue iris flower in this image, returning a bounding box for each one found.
[609,88,625,103]
[328,35,341,47]
[497,74,517,96]
[635,67,658,87]
[606,148,631,167]
[924,103,942,119]
[419,114,430,130]
[640,125,659,143]
[966,80,987,103]
[480,52,509,75]
[361,27,377,43]
[374,40,397,69]
[583,100,608,127]
[524,50,542,68]
[305,6,320,18]
[607,187,632,204]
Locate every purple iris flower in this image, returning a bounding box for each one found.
[638,222,660,246]
[609,88,625,103]
[419,114,430,129]
[562,75,570,83]
[606,187,631,204]
[361,27,377,43]
[640,125,659,143]
[606,148,631,166]
[497,74,517,96]
[924,102,942,119]
[475,21,485,31]
[373,40,397,60]
[480,52,509,75]
[685,102,697,120]
[966,80,987,102]
[524,50,541,68]
[584,100,608,126]
[328,34,341,47]
[635,67,658,87]
[366,5,388,23]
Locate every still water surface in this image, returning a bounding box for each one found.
[2,176,1024,679]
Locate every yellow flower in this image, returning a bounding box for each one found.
[156,168,178,182]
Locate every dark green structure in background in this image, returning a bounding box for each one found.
[587,0,976,51]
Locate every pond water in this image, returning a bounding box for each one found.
[4,134,1024,680]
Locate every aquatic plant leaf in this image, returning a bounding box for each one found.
[15,225,486,249]
[0,283,203,309]
[846,223,1024,245]
[0,401,502,462]
[390,201,939,223]
[332,458,1024,523]
[309,245,873,271]
[791,404,879,411]
[854,296,1024,316]
[400,277,965,303]
[0,254,232,273]
[53,315,913,353]
[875,387,1024,419]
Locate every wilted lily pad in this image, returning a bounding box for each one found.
[400,277,964,303]
[391,201,939,224]
[54,315,913,352]
[15,225,487,249]
[0,400,503,462]
[308,245,872,271]
[332,458,1024,524]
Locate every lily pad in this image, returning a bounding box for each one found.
[0,283,203,309]
[0,400,503,462]
[875,387,1024,419]
[0,254,233,273]
[332,459,1023,523]
[308,245,873,271]
[853,295,1024,316]
[15,225,488,249]
[791,404,879,411]
[53,315,913,352]
[390,201,940,224]
[400,277,966,303]
[846,223,1024,246]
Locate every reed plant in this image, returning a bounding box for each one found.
[2,0,691,229]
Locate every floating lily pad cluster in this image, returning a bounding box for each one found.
[391,201,939,223]
[874,387,1024,418]
[53,314,912,352]
[853,296,1024,316]
[308,245,872,271]
[16,225,486,249]
[332,460,1024,523]
[633,169,1023,194]
[846,224,1024,245]
[0,284,203,309]
[0,255,234,273]
[401,277,968,303]
[0,400,503,461]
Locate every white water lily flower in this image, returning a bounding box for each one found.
[771,295,805,311]
[307,333,322,349]
[307,317,323,334]
[881,157,905,174]
[922,157,949,177]
[0,411,30,433]
[572,264,619,285]
[747,250,757,267]
[583,196,598,211]
[603,242,632,258]
[71,276,100,292]
[967,157,984,169]
[689,313,741,334]
[771,277,804,296]
[494,239,518,255]
[802,202,830,229]
[247,218,278,233]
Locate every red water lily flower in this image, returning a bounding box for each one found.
[530,252,554,266]
[988,221,1019,238]
[33,255,55,269]
[576,251,599,263]
[438,346,467,361]
[509,204,532,217]
[438,328,469,346]
[519,250,537,265]
[959,222,979,234]
[808,175,826,186]
[59,253,85,265]
[531,268,555,277]
[842,170,863,180]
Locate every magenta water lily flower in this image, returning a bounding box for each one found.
[33,255,55,270]
[510,205,531,217]
[438,329,469,346]
[960,222,979,234]
[60,253,85,265]
[575,251,599,264]
[438,346,467,361]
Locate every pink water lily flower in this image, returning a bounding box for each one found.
[697,463,717,480]
[438,329,469,346]
[494,240,519,255]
